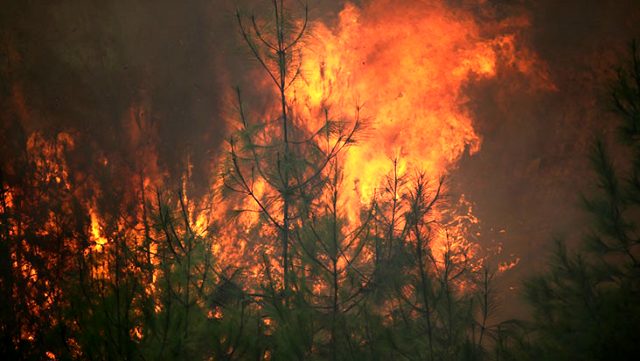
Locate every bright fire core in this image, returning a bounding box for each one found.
[288,1,538,208]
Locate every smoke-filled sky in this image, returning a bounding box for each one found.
[453,0,639,314]
[2,0,639,317]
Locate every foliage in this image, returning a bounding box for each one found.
[513,41,640,361]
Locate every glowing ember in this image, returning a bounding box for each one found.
[89,208,107,252]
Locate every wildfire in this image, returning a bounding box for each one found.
[288,0,538,214]
[209,0,545,282]
[298,3,550,278]
[214,0,541,272]
[0,0,555,357]
[89,208,107,252]
[2,1,541,297]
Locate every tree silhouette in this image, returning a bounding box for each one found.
[519,41,640,361]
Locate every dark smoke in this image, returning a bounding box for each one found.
[1,0,236,192]
[453,0,640,317]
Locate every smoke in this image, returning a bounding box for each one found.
[1,0,236,193]
[451,0,640,317]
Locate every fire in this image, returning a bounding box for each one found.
[0,1,548,355]
[286,0,540,219]
[89,208,107,252]
[216,0,543,279]
[26,131,74,189]
[256,0,542,271]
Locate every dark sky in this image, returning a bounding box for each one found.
[2,0,639,317]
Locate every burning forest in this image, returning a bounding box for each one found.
[1,0,639,360]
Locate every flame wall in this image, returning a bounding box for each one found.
[1,0,639,319]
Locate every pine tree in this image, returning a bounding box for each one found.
[521,41,640,361]
[223,2,361,358]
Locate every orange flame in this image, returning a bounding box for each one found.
[89,208,107,252]
[288,1,540,215]
[216,0,546,279]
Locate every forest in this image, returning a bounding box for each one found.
[1,0,639,360]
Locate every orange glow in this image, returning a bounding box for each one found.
[89,208,107,252]
[283,0,543,223]
[216,0,548,284]
[498,256,521,272]
[26,131,74,189]
[2,187,14,210]
[208,307,224,320]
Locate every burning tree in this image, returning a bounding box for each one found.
[0,1,538,360]
[221,1,499,359]
[224,0,361,295]
[223,1,368,358]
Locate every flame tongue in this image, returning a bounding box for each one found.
[288,1,534,210]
